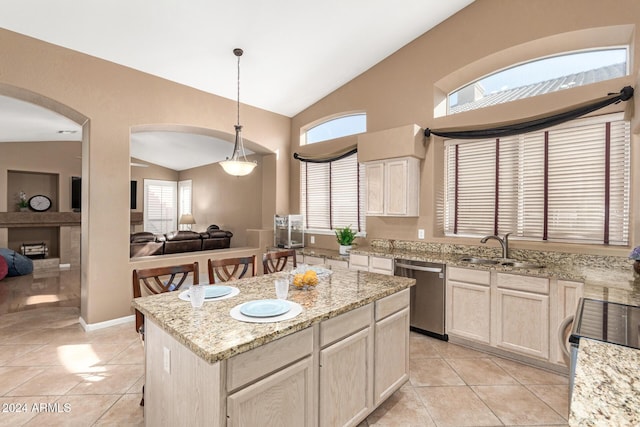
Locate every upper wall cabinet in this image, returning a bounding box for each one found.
[358,124,424,217]
[364,157,420,217]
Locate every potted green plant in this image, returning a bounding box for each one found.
[17,191,28,212]
[335,225,357,255]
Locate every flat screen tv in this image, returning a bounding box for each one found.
[71,176,81,211]
[71,177,137,211]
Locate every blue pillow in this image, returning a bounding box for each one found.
[0,248,34,277]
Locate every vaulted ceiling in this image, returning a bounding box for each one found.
[0,0,474,169]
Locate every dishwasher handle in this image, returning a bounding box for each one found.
[395,263,443,273]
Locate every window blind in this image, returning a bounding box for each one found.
[444,113,629,245]
[144,179,177,234]
[300,153,365,232]
[178,180,192,217]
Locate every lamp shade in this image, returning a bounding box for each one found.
[178,213,196,225]
[220,159,257,176]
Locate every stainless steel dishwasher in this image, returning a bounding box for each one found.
[394,259,448,341]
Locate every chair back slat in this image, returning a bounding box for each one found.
[208,255,257,283]
[262,249,297,274]
[132,262,199,333]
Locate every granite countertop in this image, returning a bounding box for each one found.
[132,267,414,364]
[350,246,640,306]
[569,338,640,426]
[298,247,350,262]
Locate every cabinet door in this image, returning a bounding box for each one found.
[326,258,348,269]
[369,256,394,275]
[374,307,409,405]
[495,288,549,359]
[304,255,324,265]
[365,162,385,215]
[446,280,491,343]
[319,327,373,427]
[385,159,409,215]
[227,356,314,427]
[349,254,369,271]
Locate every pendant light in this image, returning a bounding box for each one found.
[220,48,257,176]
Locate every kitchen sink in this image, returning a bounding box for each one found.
[459,257,544,269]
[458,257,500,265]
[500,261,545,269]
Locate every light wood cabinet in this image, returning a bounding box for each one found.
[319,327,373,427]
[227,357,314,427]
[374,306,409,405]
[446,268,581,366]
[144,288,410,427]
[446,267,491,344]
[364,157,420,217]
[494,287,549,359]
[326,258,348,269]
[304,255,325,265]
[349,253,394,275]
[493,273,549,359]
[349,253,369,271]
[302,254,348,269]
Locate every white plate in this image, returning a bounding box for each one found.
[178,286,239,302]
[202,285,233,298]
[240,299,291,318]
[230,301,303,323]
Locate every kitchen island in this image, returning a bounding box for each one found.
[132,267,414,427]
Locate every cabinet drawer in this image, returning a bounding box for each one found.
[375,288,410,321]
[350,254,369,270]
[448,267,490,285]
[320,303,372,347]
[304,255,324,265]
[326,258,348,269]
[497,273,549,294]
[227,327,314,392]
[370,256,393,272]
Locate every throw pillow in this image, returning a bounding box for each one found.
[0,248,34,277]
[0,255,7,280]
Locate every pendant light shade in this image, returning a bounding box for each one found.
[220,48,257,177]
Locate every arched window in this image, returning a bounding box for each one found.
[303,113,366,144]
[448,48,628,115]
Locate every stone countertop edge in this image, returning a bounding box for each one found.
[569,338,640,426]
[132,268,415,364]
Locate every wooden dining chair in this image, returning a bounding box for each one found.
[132,261,199,407]
[132,262,200,335]
[262,249,297,274]
[208,255,257,283]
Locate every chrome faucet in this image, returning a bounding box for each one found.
[480,233,512,259]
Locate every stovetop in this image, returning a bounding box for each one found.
[570,298,640,350]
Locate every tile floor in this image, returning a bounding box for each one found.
[0,267,570,426]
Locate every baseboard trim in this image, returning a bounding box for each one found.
[448,335,569,376]
[79,314,135,331]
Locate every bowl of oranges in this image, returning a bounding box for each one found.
[290,264,328,290]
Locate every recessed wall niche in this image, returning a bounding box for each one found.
[8,227,59,258]
[7,170,59,212]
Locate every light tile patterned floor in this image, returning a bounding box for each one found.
[1,268,570,426]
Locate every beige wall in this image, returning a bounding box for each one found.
[2,0,640,323]
[291,0,640,257]
[178,153,265,247]
[0,29,290,324]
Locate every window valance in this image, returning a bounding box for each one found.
[425,86,634,140]
[293,145,357,163]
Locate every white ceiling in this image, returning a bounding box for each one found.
[0,0,474,169]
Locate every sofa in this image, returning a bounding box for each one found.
[130,225,232,258]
